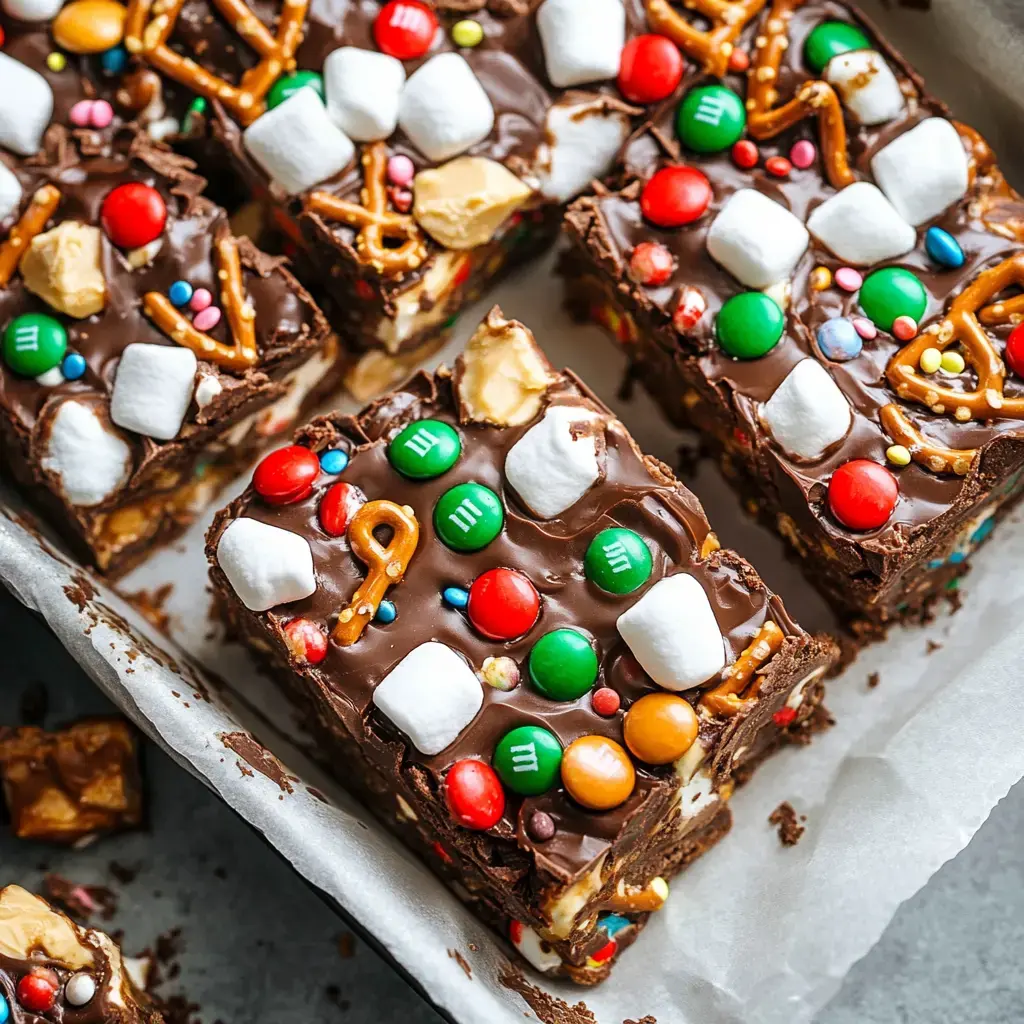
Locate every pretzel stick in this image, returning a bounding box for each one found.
[646,0,766,78]
[979,293,1024,326]
[700,620,784,717]
[879,405,976,476]
[603,878,668,915]
[0,185,61,286]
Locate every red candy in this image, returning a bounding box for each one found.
[589,939,617,964]
[672,285,707,332]
[445,759,505,830]
[765,155,792,178]
[617,34,684,104]
[592,687,621,717]
[828,459,899,531]
[253,445,320,506]
[354,279,375,302]
[373,0,437,60]
[100,182,167,249]
[18,970,59,1013]
[728,48,750,73]
[467,568,540,641]
[731,139,759,170]
[640,166,712,229]
[628,241,674,287]
[1006,323,1024,377]
[283,618,328,665]
[773,706,797,728]
[318,481,366,537]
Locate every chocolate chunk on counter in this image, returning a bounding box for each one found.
[205,307,837,984]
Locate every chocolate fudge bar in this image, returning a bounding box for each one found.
[563,0,1024,633]
[0,132,333,574]
[206,308,837,983]
[0,718,142,844]
[0,885,163,1022]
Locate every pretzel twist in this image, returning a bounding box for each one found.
[646,0,767,78]
[700,620,784,717]
[879,405,976,476]
[0,185,61,286]
[333,500,420,646]
[305,142,427,278]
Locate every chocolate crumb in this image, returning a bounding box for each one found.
[768,801,805,847]
[43,873,118,920]
[926,639,942,654]
[527,810,556,842]
[109,861,140,884]
[500,964,598,1024]
[337,932,356,959]
[448,948,472,978]
[867,671,881,689]
[325,984,351,1012]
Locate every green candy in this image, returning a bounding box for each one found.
[434,482,504,552]
[584,528,652,595]
[859,268,928,332]
[804,21,873,74]
[493,725,562,796]
[388,419,461,479]
[528,628,599,702]
[267,70,325,110]
[3,313,67,377]
[677,85,746,154]
[716,292,785,359]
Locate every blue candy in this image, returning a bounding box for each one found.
[62,352,86,380]
[0,992,9,1024]
[100,46,128,74]
[319,448,349,475]
[168,280,194,307]
[598,913,632,939]
[375,600,397,624]
[443,586,469,609]
[925,227,965,269]
[816,317,862,362]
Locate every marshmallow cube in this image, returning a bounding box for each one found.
[616,573,726,692]
[807,182,916,266]
[217,518,316,612]
[825,50,905,126]
[40,400,132,507]
[510,922,562,973]
[324,47,405,142]
[0,53,54,156]
[244,88,354,195]
[706,189,810,290]
[1,0,64,20]
[871,117,969,226]
[536,0,626,88]
[536,99,631,203]
[504,405,603,519]
[0,160,22,221]
[760,359,852,461]
[372,642,483,756]
[398,53,495,162]
[110,343,197,440]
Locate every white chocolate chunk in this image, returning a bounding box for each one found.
[324,47,405,142]
[0,53,54,156]
[0,160,23,221]
[825,50,905,125]
[807,182,916,266]
[216,518,316,612]
[110,343,197,440]
[760,359,852,461]
[536,0,625,88]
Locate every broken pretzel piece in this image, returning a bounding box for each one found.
[700,620,784,717]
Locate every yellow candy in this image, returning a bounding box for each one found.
[941,350,966,374]
[52,0,127,55]
[919,347,942,374]
[46,52,67,72]
[886,444,911,467]
[452,19,484,47]
[810,266,832,292]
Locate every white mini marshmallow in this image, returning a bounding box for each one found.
[40,400,132,507]
[324,47,405,142]
[504,405,603,519]
[871,117,969,226]
[825,50,905,125]
[807,181,916,266]
[535,99,631,203]
[217,518,316,612]
[398,53,494,162]
[110,343,197,440]
[706,189,810,290]
[243,88,354,195]
[0,53,54,156]
[194,374,223,409]
[372,642,483,756]
[759,359,852,461]
[1,0,64,19]
[0,161,22,221]
[616,573,726,691]
[537,0,625,88]
[511,922,562,973]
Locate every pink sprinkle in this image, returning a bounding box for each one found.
[387,154,415,187]
[90,100,114,128]
[69,100,93,127]
[835,267,863,292]
[893,315,918,341]
[189,288,213,312]
[853,317,877,340]
[193,306,221,331]
[790,139,817,169]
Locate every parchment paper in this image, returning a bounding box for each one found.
[3,5,1024,1022]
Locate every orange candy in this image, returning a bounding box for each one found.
[561,736,635,811]
[623,693,699,765]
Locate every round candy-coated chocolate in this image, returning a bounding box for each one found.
[434,482,504,552]
[528,628,599,702]
[584,528,652,594]
[640,165,712,228]
[443,586,469,609]
[267,70,324,110]
[374,0,437,60]
[283,617,328,664]
[101,45,127,74]
[628,241,674,286]
[834,267,863,292]
[731,138,759,169]
[1006,323,1024,378]
[623,693,699,764]
[451,18,483,47]
[253,445,320,506]
[319,448,349,475]
[445,759,504,830]
[676,84,746,153]
[527,810,556,842]
[804,21,872,73]
[481,655,520,691]
[3,313,67,377]
[617,34,685,104]
[561,736,635,811]
[190,287,212,312]
[493,725,562,796]
[828,459,899,531]
[591,687,621,717]
[17,970,58,1013]
[375,599,397,623]
[52,0,126,54]
[467,568,540,641]
[925,226,965,269]
[765,155,792,178]
[64,972,97,1007]
[387,154,415,187]
[318,480,365,536]
[193,306,221,331]
[101,182,167,249]
[816,317,863,362]
[859,267,928,332]
[389,419,460,480]
[62,352,86,380]
[716,292,785,359]
[0,993,8,1024]
[168,280,193,306]
[790,139,817,169]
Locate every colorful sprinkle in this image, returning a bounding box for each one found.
[375,599,397,624]
[628,241,675,287]
[61,352,86,380]
[69,99,94,126]
[834,266,863,292]
[640,165,712,228]
[527,810,556,842]
[591,687,621,717]
[193,306,222,331]
[892,315,918,341]
[442,586,470,609]
[101,182,166,249]
[919,347,942,374]
[940,350,966,374]
[765,155,792,178]
[252,445,320,506]
[676,84,746,153]
[46,52,67,72]
[434,482,504,552]
[716,292,785,359]
[816,317,862,362]
[886,444,912,467]
[561,735,635,811]
[283,618,328,664]
[529,628,599,702]
[100,45,127,74]
[617,33,685,105]
[3,313,67,377]
[481,655,520,691]
[318,448,349,475]
[925,226,965,269]
[852,317,877,340]
[386,153,415,187]
[445,759,504,830]
[451,18,483,48]
[168,280,193,306]
[828,459,899,531]
[389,418,461,479]
[728,48,750,73]
[467,568,540,642]
[373,0,437,61]
[493,725,562,796]
[189,287,213,312]
[809,266,833,291]
[387,186,413,213]
[790,139,817,169]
